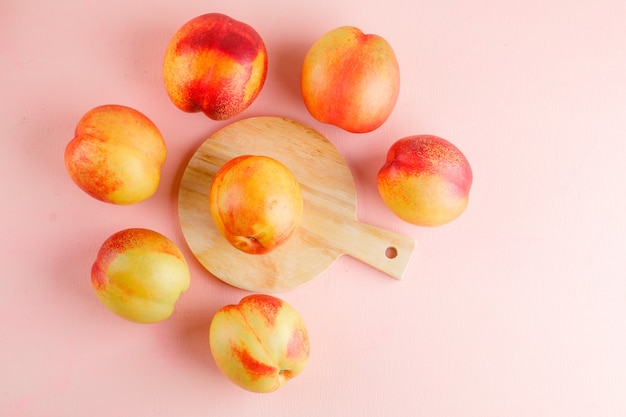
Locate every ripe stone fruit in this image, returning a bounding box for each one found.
[91,228,191,324]
[301,26,400,133]
[162,13,268,120]
[209,294,310,393]
[64,104,166,205]
[209,155,304,254]
[377,135,473,227]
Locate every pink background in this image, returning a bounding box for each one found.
[2,0,625,416]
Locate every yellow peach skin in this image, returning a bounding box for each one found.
[91,228,191,323]
[64,104,166,205]
[209,294,310,393]
[209,155,304,254]
[301,26,400,133]
[377,135,473,226]
[163,13,268,120]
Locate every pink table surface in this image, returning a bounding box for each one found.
[2,0,625,416]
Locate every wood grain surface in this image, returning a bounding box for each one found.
[178,116,416,292]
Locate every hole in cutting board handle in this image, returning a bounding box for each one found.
[385,246,398,259]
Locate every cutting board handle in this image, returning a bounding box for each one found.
[344,219,415,279]
[311,215,416,280]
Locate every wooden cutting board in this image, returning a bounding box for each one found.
[178,116,416,292]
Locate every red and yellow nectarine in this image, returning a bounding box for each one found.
[64,104,166,205]
[209,155,304,254]
[377,135,473,226]
[162,13,268,120]
[91,228,191,323]
[209,294,310,393]
[301,26,400,133]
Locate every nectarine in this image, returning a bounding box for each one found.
[163,13,268,120]
[91,228,190,323]
[301,26,400,133]
[209,294,310,393]
[64,104,166,205]
[209,155,304,254]
[377,135,473,226]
